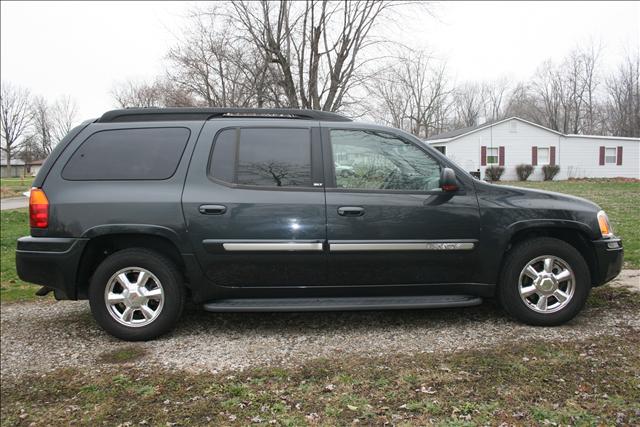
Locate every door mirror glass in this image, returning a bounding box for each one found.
[440,168,458,192]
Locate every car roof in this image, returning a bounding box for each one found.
[97,108,352,123]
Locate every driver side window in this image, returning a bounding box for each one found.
[330,129,441,191]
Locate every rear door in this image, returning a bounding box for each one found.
[182,120,327,287]
[322,125,481,287]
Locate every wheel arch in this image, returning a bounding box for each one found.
[500,221,598,287]
[75,229,191,299]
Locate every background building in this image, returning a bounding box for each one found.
[427,117,639,180]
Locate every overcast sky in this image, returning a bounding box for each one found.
[1,1,638,122]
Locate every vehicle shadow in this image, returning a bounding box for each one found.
[173,299,511,337]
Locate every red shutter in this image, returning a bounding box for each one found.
[532,146,538,166]
[599,146,605,165]
[550,146,556,166]
[499,146,505,166]
[481,146,487,166]
[617,146,623,165]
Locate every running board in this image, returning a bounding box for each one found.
[202,295,483,312]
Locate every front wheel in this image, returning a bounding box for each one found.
[89,248,185,341]
[499,237,591,326]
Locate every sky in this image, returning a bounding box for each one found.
[1,1,638,123]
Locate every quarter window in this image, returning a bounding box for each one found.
[62,127,190,180]
[209,128,312,188]
[330,129,441,191]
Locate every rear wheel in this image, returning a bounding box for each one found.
[89,248,184,341]
[499,237,590,326]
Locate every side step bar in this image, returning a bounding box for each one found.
[203,295,482,312]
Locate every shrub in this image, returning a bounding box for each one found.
[485,166,505,181]
[542,164,561,181]
[516,164,534,181]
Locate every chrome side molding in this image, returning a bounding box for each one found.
[222,242,323,252]
[329,241,475,252]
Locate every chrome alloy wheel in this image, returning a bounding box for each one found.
[518,255,575,314]
[104,267,164,327]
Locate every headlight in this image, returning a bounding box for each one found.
[597,210,613,238]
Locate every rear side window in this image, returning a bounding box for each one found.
[62,127,190,180]
[209,128,312,188]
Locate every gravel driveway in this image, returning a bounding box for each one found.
[2,271,639,379]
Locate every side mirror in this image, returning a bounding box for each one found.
[440,167,459,192]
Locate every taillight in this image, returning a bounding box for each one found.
[29,188,49,228]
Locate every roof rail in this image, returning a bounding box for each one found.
[97,107,352,123]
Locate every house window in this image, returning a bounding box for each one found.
[486,147,499,165]
[605,147,617,164]
[537,147,550,165]
[509,120,518,133]
[434,146,446,155]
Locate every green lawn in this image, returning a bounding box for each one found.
[503,180,639,268]
[0,180,638,303]
[0,209,38,302]
[0,177,32,198]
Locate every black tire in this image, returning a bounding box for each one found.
[89,248,185,341]
[498,237,591,326]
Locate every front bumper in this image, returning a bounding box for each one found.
[15,236,88,300]
[591,237,623,286]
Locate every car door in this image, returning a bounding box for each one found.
[322,125,481,287]
[182,120,327,287]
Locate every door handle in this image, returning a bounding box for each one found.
[199,204,227,215]
[337,206,365,217]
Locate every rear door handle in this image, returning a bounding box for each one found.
[199,204,227,215]
[337,206,365,217]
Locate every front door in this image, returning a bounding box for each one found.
[182,121,327,287]
[322,126,481,287]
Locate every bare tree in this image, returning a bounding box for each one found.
[230,0,403,111]
[29,95,53,158]
[368,49,449,138]
[1,82,32,169]
[605,50,640,137]
[452,82,484,127]
[482,78,510,121]
[112,78,199,108]
[50,96,78,145]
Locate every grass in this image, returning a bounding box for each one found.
[97,346,148,364]
[1,333,638,426]
[0,177,32,199]
[0,209,37,302]
[502,179,640,268]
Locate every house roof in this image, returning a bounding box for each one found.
[427,116,640,143]
[0,152,25,166]
[426,117,564,143]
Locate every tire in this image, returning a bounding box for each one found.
[89,248,185,341]
[498,237,590,326]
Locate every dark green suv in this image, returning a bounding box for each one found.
[16,108,623,340]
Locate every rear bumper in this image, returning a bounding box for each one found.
[15,236,88,300]
[591,237,623,286]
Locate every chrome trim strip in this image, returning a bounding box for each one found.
[223,242,324,252]
[329,242,475,252]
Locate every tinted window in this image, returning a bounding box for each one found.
[209,129,237,183]
[209,128,312,188]
[330,129,441,191]
[63,128,190,180]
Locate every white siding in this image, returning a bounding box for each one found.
[430,118,640,180]
[560,136,639,179]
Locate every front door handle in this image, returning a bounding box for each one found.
[337,206,365,217]
[199,204,227,215]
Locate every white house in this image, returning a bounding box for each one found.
[427,117,640,180]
